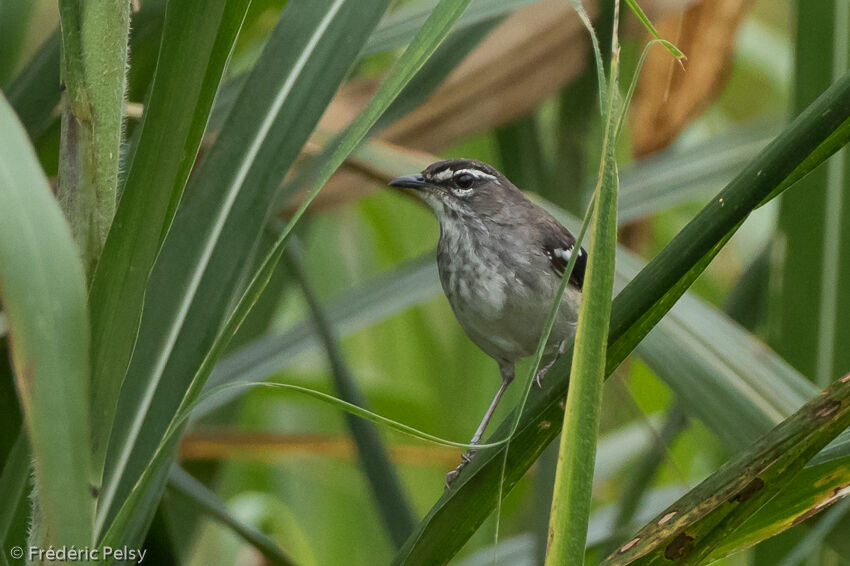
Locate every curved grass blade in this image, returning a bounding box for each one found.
[95,0,395,540]
[622,0,684,60]
[0,94,93,549]
[87,0,252,477]
[602,374,850,565]
[167,466,297,566]
[391,70,850,566]
[285,242,416,547]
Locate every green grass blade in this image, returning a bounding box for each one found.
[602,374,850,565]
[4,31,60,141]
[285,242,416,547]
[87,0,252,479]
[56,0,131,278]
[606,71,850,373]
[391,70,850,565]
[362,0,539,55]
[622,0,684,59]
[546,54,620,564]
[166,466,297,566]
[95,0,395,541]
[708,447,850,562]
[0,94,93,549]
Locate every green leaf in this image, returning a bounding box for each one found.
[546,55,620,564]
[285,242,416,547]
[0,94,93,548]
[602,375,850,565]
[166,466,297,566]
[606,71,850,375]
[87,0,253,478]
[362,0,539,55]
[391,71,850,565]
[95,0,394,541]
[622,0,684,60]
[4,31,60,141]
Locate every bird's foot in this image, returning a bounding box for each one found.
[534,339,568,388]
[445,450,476,489]
[534,359,555,388]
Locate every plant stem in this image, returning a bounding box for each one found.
[545,37,621,565]
[57,0,130,279]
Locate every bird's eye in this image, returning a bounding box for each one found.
[454,173,474,189]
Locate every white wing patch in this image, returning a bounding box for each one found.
[553,247,572,262]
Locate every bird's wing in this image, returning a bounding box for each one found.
[541,221,586,289]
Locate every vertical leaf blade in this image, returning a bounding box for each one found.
[0,94,93,548]
[87,0,252,478]
[96,0,394,540]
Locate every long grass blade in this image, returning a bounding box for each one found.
[546,47,621,565]
[87,0,252,480]
[0,94,93,550]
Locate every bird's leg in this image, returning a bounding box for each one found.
[534,339,567,388]
[446,363,514,489]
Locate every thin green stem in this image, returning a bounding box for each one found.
[57,0,130,278]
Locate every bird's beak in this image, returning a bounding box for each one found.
[389,173,429,190]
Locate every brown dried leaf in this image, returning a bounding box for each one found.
[629,0,756,158]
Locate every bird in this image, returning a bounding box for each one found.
[389,158,586,488]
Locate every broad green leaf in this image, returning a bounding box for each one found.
[766,1,850,418]
[391,71,850,565]
[87,0,252,477]
[547,54,620,564]
[708,451,850,562]
[95,0,395,541]
[167,466,297,566]
[619,122,776,223]
[602,374,850,565]
[0,94,93,549]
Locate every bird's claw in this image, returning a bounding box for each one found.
[533,368,546,388]
[445,450,477,489]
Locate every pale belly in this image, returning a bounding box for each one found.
[438,251,581,364]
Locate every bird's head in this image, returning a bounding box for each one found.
[389,159,519,221]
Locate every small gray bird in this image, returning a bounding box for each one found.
[389,159,585,487]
